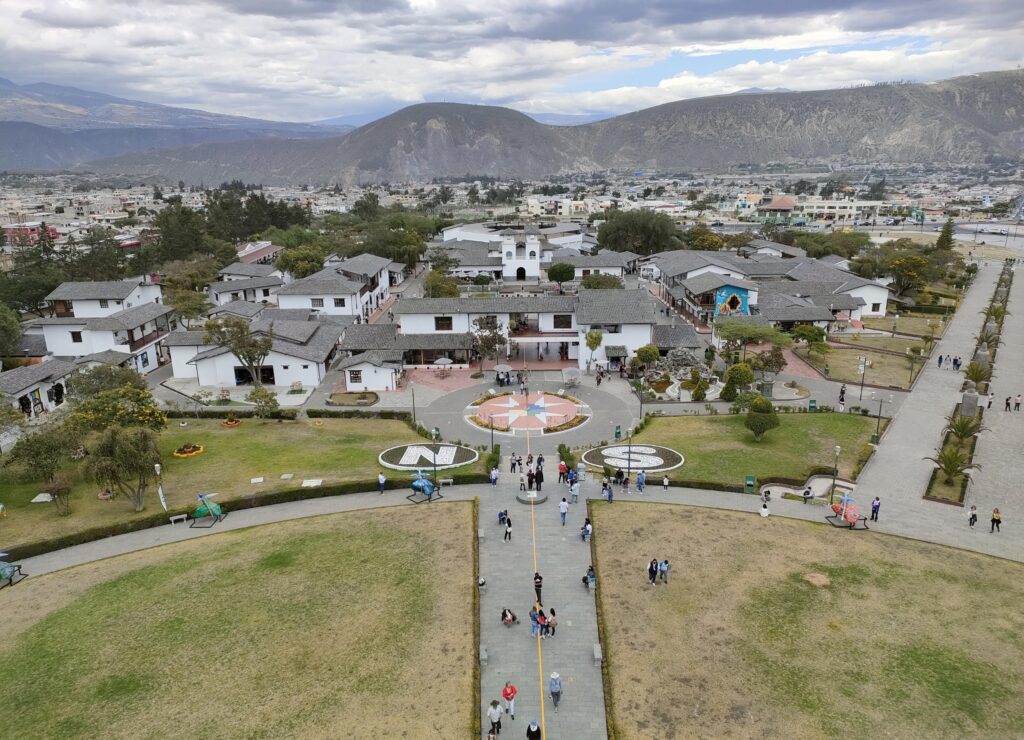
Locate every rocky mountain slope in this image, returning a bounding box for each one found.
[36,70,1024,182]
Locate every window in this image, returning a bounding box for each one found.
[141,352,150,368]
[70,331,83,343]
[99,299,109,308]
[553,314,572,329]
[870,303,881,313]
[282,365,289,370]
[435,316,453,331]
[115,300,122,305]
[334,298,346,307]
[529,251,536,259]
[302,365,309,369]
[349,369,363,383]
[231,293,240,301]
[262,289,271,297]
[506,251,513,260]
[311,298,324,308]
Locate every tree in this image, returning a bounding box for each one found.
[246,386,280,418]
[750,345,787,381]
[745,395,780,441]
[276,246,327,279]
[716,321,791,360]
[585,329,603,373]
[161,256,220,292]
[887,255,929,296]
[4,422,79,485]
[580,274,624,289]
[73,385,166,431]
[597,210,681,255]
[945,412,988,448]
[924,446,980,486]
[166,289,210,328]
[547,263,575,292]
[720,362,755,402]
[70,365,147,400]
[635,344,660,368]
[864,178,887,200]
[791,325,826,346]
[935,218,956,251]
[423,270,460,298]
[85,426,162,512]
[467,184,480,204]
[426,248,461,274]
[680,225,725,251]
[0,303,21,357]
[472,316,507,370]
[351,193,381,221]
[204,316,273,389]
[154,202,206,263]
[963,362,992,385]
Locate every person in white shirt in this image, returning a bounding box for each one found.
[760,503,770,518]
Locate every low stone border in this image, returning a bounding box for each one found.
[379,443,480,471]
[581,444,684,473]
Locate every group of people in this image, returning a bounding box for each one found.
[936,354,965,371]
[495,370,528,389]
[997,393,1023,411]
[646,558,671,585]
[967,505,1003,532]
[487,683,545,738]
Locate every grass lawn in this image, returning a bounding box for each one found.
[0,418,478,550]
[862,315,949,339]
[633,413,878,485]
[592,503,1024,739]
[0,504,476,738]
[796,346,922,390]
[837,334,933,356]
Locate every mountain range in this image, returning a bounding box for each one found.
[2,70,1023,182]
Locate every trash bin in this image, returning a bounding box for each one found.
[744,475,756,494]
[576,462,586,483]
[808,399,817,412]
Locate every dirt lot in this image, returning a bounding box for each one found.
[0,503,476,739]
[592,503,1024,739]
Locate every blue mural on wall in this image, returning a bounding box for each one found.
[714,286,750,318]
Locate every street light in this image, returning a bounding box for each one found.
[870,392,893,443]
[829,445,841,506]
[858,355,868,400]
[626,428,633,481]
[488,413,494,453]
[430,427,439,489]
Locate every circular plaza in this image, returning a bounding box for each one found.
[469,391,588,434]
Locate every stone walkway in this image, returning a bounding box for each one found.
[965,264,1023,539]
[855,262,1021,560]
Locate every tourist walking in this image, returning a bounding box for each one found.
[519,473,527,492]
[658,559,671,584]
[663,475,669,490]
[549,673,562,713]
[559,497,568,526]
[510,455,517,473]
[502,682,517,720]
[1006,396,1012,412]
[558,460,567,484]
[636,470,646,493]
[529,606,539,638]
[988,393,994,409]
[937,354,943,369]
[537,454,545,470]
[570,480,580,503]
[504,514,512,542]
[488,699,503,735]
[870,497,880,522]
[1016,394,1021,411]
[537,609,548,638]
[548,608,557,637]
[535,467,544,492]
[991,508,1002,533]
[490,467,499,487]
[534,572,543,606]
[378,471,386,494]
[527,720,541,740]
[647,558,658,585]
[968,505,978,528]
[622,475,630,495]
[607,481,614,504]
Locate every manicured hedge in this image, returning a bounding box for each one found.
[306,408,412,420]
[164,408,297,420]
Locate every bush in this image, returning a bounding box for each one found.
[163,408,297,420]
[484,444,501,471]
[719,383,738,402]
[745,395,780,441]
[558,443,577,470]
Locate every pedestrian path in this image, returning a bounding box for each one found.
[855,262,1021,560]
[965,263,1023,537]
[479,448,606,739]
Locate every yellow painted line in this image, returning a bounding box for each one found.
[525,421,547,740]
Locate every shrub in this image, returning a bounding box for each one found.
[163,408,297,420]
[745,395,780,441]
[557,443,577,470]
[484,443,501,471]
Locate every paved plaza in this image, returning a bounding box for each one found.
[16,260,1022,738]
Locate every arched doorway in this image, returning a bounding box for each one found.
[516,267,526,281]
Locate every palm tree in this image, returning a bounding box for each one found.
[944,413,988,447]
[982,305,1009,323]
[924,447,981,485]
[976,330,1001,351]
[963,362,992,385]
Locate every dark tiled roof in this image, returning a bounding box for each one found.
[10,333,48,357]
[163,331,211,347]
[73,350,132,366]
[250,319,319,343]
[218,262,277,278]
[576,289,657,325]
[339,323,398,351]
[275,268,365,296]
[205,300,264,318]
[85,302,173,331]
[394,333,474,350]
[45,280,140,301]
[336,350,404,370]
[0,359,77,395]
[605,345,628,358]
[652,324,703,349]
[207,276,283,294]
[680,273,758,295]
[335,253,392,276]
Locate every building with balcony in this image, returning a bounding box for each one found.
[44,278,163,319]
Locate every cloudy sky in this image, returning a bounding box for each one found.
[1,0,1023,122]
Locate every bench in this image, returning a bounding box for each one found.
[592,643,603,666]
[480,646,489,666]
[438,478,455,487]
[169,513,188,526]
[1,563,25,589]
[478,528,486,542]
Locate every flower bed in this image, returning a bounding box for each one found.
[172,444,205,458]
[544,415,589,433]
[470,391,512,406]
[469,414,511,432]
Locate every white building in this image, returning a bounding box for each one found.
[44,278,163,319]
[335,350,403,392]
[574,289,657,369]
[0,358,76,420]
[206,276,283,306]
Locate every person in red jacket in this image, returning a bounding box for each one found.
[502,681,518,720]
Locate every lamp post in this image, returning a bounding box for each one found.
[430,427,439,488]
[906,347,917,385]
[858,355,867,400]
[829,445,841,506]
[870,392,893,443]
[488,413,494,453]
[626,428,633,481]
[411,385,417,426]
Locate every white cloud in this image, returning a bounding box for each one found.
[0,0,1021,120]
